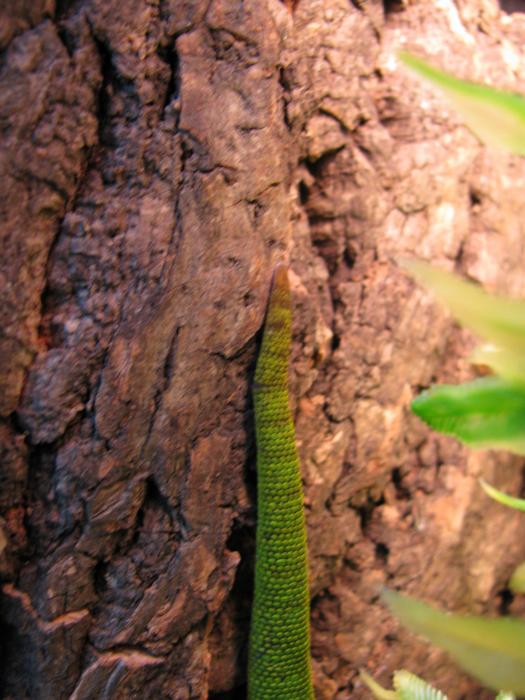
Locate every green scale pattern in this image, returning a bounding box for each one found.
[248,265,314,699]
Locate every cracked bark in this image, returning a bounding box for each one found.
[2,1,525,699]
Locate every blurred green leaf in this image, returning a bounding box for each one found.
[399,52,525,156]
[402,261,525,376]
[360,669,448,700]
[360,670,398,699]
[383,589,525,694]
[480,479,525,512]
[395,670,448,700]
[470,344,525,388]
[411,377,525,455]
[509,562,525,595]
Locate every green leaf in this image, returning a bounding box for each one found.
[402,261,525,375]
[411,377,525,455]
[495,693,516,700]
[399,52,525,156]
[394,670,448,700]
[360,670,398,699]
[383,589,525,694]
[359,669,448,700]
[470,345,525,388]
[480,479,525,512]
[509,562,525,595]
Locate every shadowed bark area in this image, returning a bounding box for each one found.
[2,1,525,698]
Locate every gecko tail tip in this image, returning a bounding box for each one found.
[272,263,289,289]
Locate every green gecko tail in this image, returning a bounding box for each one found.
[248,265,314,700]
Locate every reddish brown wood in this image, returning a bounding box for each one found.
[2,1,525,699]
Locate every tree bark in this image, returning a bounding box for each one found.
[2,1,525,698]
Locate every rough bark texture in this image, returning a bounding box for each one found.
[2,0,525,698]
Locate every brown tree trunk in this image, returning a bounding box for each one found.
[2,1,525,698]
